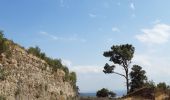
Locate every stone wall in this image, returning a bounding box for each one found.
[0,45,76,100]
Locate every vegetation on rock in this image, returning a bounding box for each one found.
[0,31,9,54]
[0,95,6,100]
[156,82,170,91]
[0,31,77,99]
[27,46,77,85]
[0,67,5,81]
[144,80,156,89]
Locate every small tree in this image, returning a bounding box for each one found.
[96,88,116,98]
[129,65,147,92]
[144,80,155,89]
[103,44,135,93]
[157,82,170,91]
[97,88,109,97]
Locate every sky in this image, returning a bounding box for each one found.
[1,0,170,93]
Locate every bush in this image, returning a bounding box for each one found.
[144,80,155,89]
[96,88,116,98]
[0,31,9,54]
[0,95,6,100]
[27,46,41,57]
[157,82,170,91]
[96,88,109,97]
[0,68,5,81]
[69,72,76,85]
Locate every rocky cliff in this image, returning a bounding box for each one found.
[0,42,76,100]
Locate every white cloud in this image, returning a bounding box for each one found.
[130,2,135,10]
[135,23,170,44]
[72,65,103,74]
[40,31,59,40]
[133,54,152,67]
[61,59,103,74]
[89,13,97,18]
[62,59,72,67]
[129,3,136,18]
[40,31,86,43]
[112,27,120,32]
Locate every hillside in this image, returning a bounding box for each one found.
[0,33,77,100]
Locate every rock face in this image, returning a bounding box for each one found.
[0,45,76,100]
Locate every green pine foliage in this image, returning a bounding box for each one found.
[129,65,147,92]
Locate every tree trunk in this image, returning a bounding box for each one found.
[126,70,129,94]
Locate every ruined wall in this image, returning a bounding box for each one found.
[0,45,76,100]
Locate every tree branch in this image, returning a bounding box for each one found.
[113,71,126,79]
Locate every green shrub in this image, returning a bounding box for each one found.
[156,82,170,91]
[27,46,41,57]
[0,68,5,81]
[5,49,12,59]
[69,72,76,85]
[96,88,109,97]
[96,88,116,98]
[0,95,6,100]
[0,32,9,54]
[60,91,63,95]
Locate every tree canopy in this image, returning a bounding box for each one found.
[129,65,147,92]
[103,44,135,93]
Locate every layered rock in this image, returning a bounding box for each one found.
[0,44,76,100]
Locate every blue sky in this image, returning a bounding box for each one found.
[1,0,170,93]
